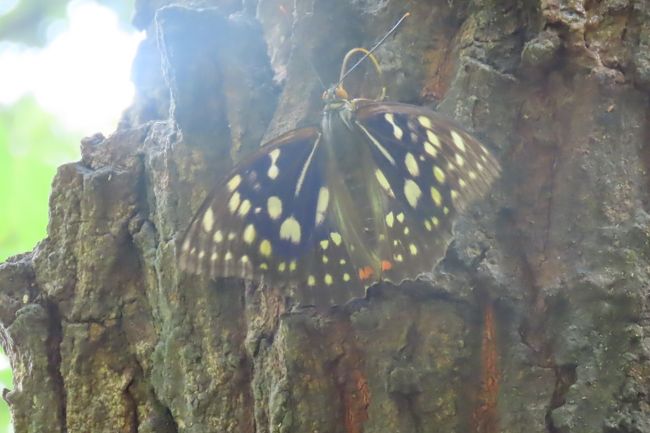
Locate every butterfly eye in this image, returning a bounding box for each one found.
[334,85,349,100]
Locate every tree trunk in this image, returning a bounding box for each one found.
[1,0,649,432]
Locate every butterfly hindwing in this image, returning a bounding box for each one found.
[353,101,501,283]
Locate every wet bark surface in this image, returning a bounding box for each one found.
[1,0,649,432]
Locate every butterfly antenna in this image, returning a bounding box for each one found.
[308,58,328,91]
[337,12,410,86]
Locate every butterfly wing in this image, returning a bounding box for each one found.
[352,100,501,283]
[179,127,366,306]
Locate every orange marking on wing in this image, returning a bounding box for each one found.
[358,266,374,281]
[381,260,393,271]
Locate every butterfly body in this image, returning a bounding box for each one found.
[179,91,500,307]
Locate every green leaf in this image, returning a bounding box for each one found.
[0,96,80,261]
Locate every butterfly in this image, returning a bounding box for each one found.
[178,46,500,307]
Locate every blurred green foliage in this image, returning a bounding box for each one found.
[0,0,134,45]
[0,97,81,432]
[1,1,133,431]
[0,347,10,433]
[0,96,80,262]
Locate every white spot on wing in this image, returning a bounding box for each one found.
[384,113,404,140]
[267,149,281,180]
[315,187,329,225]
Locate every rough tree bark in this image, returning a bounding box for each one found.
[1,0,649,432]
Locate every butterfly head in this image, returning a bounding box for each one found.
[322,84,352,111]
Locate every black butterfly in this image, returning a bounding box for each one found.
[179,48,500,307]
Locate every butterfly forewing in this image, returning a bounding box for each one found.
[352,101,501,283]
[178,126,368,305]
[180,128,324,282]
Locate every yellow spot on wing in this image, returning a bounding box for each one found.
[228,191,241,213]
[243,224,256,244]
[238,199,251,217]
[343,273,351,282]
[330,232,342,246]
[424,141,438,157]
[227,175,241,191]
[417,116,432,128]
[267,165,279,180]
[324,274,333,285]
[386,212,395,228]
[375,169,394,196]
[450,131,466,152]
[320,240,329,249]
[279,216,301,244]
[433,166,446,184]
[426,130,441,148]
[431,187,442,206]
[267,196,282,220]
[307,275,316,286]
[397,212,405,223]
[259,239,272,257]
[202,207,214,232]
[214,230,223,243]
[409,244,418,255]
[405,153,420,177]
[404,179,422,208]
